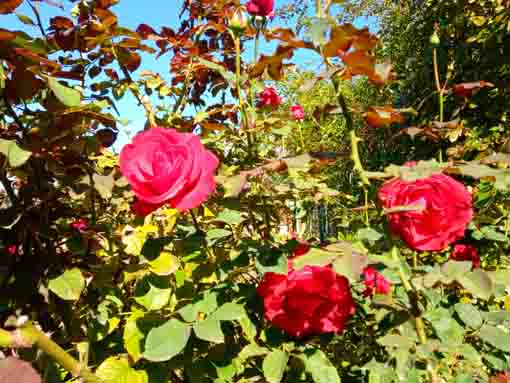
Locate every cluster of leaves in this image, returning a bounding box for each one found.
[2,1,510,383]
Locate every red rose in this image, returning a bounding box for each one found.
[257,257,355,337]
[258,86,281,107]
[451,244,480,269]
[246,0,274,17]
[290,104,305,121]
[132,200,161,217]
[378,173,473,251]
[71,218,88,232]
[120,127,219,212]
[362,266,391,296]
[292,240,310,257]
[6,245,17,255]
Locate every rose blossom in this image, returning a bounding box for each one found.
[246,0,274,17]
[71,218,88,232]
[258,86,282,107]
[362,266,391,296]
[378,172,473,251]
[6,245,17,255]
[132,200,161,217]
[257,251,355,337]
[290,104,305,121]
[451,244,480,269]
[120,127,219,212]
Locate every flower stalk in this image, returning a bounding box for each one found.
[0,323,102,383]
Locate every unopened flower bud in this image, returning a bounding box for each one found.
[430,31,440,46]
[229,8,248,34]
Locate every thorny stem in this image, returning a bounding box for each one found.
[432,48,444,163]
[111,47,156,126]
[391,247,439,383]
[28,1,48,40]
[0,323,102,383]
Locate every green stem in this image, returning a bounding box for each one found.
[350,131,370,186]
[316,0,323,18]
[433,48,444,163]
[1,324,102,383]
[391,247,438,382]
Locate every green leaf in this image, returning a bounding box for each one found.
[238,344,269,360]
[377,334,415,349]
[143,319,190,362]
[93,173,115,199]
[306,18,329,45]
[48,268,85,301]
[458,269,494,300]
[123,310,145,363]
[356,227,383,242]
[292,248,338,270]
[483,311,510,324]
[133,275,171,311]
[197,58,237,85]
[178,291,218,322]
[47,76,81,107]
[425,307,464,344]
[455,375,475,383]
[263,350,289,383]
[223,174,248,198]
[193,317,224,343]
[479,324,510,352]
[0,139,31,167]
[148,251,179,276]
[95,357,148,383]
[332,252,368,283]
[213,302,245,321]
[303,350,340,383]
[440,261,472,284]
[206,228,232,242]
[454,303,483,329]
[15,13,35,25]
[215,209,245,225]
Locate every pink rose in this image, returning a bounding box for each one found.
[71,219,88,232]
[132,200,161,217]
[378,173,473,251]
[451,244,480,269]
[258,86,282,107]
[257,253,355,337]
[290,104,305,121]
[362,266,391,296]
[6,245,17,255]
[246,0,274,17]
[120,127,219,211]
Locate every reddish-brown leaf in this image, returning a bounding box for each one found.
[0,28,16,41]
[96,0,118,8]
[0,0,23,14]
[453,80,494,98]
[352,28,379,51]
[322,24,357,57]
[0,357,42,383]
[365,106,404,128]
[49,16,74,30]
[340,50,375,77]
[13,48,60,69]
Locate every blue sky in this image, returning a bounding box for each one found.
[2,1,376,148]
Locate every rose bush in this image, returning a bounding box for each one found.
[378,172,473,251]
[1,0,510,382]
[119,127,219,212]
